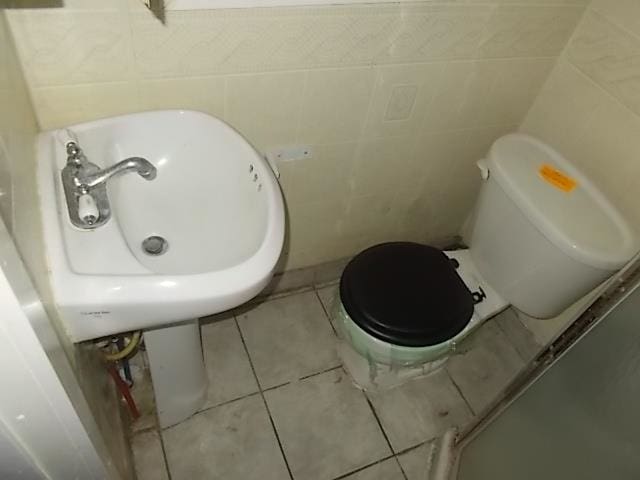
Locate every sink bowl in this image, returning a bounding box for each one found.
[37,110,285,341]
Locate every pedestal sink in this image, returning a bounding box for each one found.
[37,110,285,426]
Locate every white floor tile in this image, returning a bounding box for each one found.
[368,368,473,452]
[446,321,524,414]
[265,369,391,480]
[162,395,288,480]
[201,318,258,409]
[494,308,543,363]
[343,458,405,480]
[397,443,434,480]
[131,430,169,480]
[237,291,338,388]
[316,284,339,316]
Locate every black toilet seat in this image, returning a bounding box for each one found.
[339,242,474,348]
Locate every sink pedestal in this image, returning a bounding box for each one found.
[145,320,207,428]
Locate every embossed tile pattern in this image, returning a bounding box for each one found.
[567,10,640,117]
[6,0,584,272]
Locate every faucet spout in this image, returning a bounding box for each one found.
[81,157,157,189]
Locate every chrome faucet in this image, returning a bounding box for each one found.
[79,157,157,189]
[61,140,157,229]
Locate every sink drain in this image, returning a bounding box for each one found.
[142,236,169,256]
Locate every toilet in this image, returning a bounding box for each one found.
[334,134,638,388]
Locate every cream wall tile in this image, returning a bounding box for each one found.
[591,0,640,39]
[138,76,225,117]
[225,71,305,151]
[567,10,640,117]
[481,58,555,126]
[421,61,498,132]
[363,62,445,139]
[7,10,132,86]
[343,190,408,244]
[287,198,349,257]
[130,6,392,78]
[7,0,125,10]
[571,94,640,226]
[520,59,602,160]
[374,5,493,64]
[125,4,578,81]
[480,5,584,58]
[298,67,375,144]
[522,3,640,228]
[285,142,357,204]
[5,0,591,273]
[351,135,421,196]
[413,129,476,237]
[33,82,141,130]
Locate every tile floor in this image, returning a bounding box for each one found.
[132,284,542,480]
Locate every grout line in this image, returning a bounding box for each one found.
[233,318,295,480]
[492,311,537,365]
[314,288,338,336]
[313,278,341,289]
[330,453,397,480]
[394,455,409,480]
[262,380,292,393]
[444,368,477,417]
[193,391,262,417]
[393,440,427,457]
[156,427,174,480]
[363,393,396,456]
[298,364,342,381]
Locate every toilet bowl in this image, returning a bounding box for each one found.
[334,134,638,386]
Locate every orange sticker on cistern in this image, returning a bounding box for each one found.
[539,164,577,192]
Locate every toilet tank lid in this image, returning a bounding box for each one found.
[487,133,638,271]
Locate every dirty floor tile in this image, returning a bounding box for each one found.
[237,291,338,388]
[201,318,258,409]
[494,308,543,363]
[343,458,405,480]
[162,395,288,480]
[446,321,525,414]
[131,430,169,480]
[265,369,390,480]
[397,443,434,480]
[367,368,473,452]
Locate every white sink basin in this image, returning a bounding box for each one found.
[37,110,284,341]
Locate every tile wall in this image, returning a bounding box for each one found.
[522,0,640,227]
[6,0,586,270]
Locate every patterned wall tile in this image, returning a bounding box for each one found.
[568,10,640,117]
[373,5,493,64]
[591,0,640,39]
[480,5,584,58]
[8,10,133,86]
[298,67,375,144]
[4,1,592,271]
